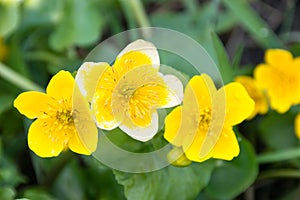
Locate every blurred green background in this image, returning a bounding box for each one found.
[0,0,300,199]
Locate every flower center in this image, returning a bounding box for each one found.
[198,107,211,130]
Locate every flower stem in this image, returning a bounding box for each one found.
[258,169,300,179]
[0,62,43,91]
[129,0,151,28]
[257,147,300,164]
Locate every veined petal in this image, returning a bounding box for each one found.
[119,111,159,142]
[117,39,160,69]
[76,62,110,102]
[295,114,300,139]
[216,82,254,126]
[265,49,293,70]
[164,106,184,147]
[111,65,167,127]
[46,70,74,101]
[159,74,183,108]
[28,119,65,157]
[14,91,56,119]
[72,84,98,154]
[92,67,120,130]
[209,127,240,160]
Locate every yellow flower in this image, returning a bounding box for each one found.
[235,75,268,119]
[0,37,7,61]
[254,49,300,113]
[76,39,183,142]
[164,74,254,162]
[294,114,300,139]
[14,70,98,157]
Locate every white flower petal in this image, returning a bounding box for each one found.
[161,74,184,108]
[117,39,160,69]
[75,62,109,102]
[119,111,159,142]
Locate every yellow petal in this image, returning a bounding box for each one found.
[68,131,91,155]
[184,128,212,162]
[255,64,292,113]
[295,114,300,139]
[179,74,217,156]
[92,67,120,130]
[184,74,216,109]
[210,128,240,160]
[14,91,56,119]
[76,62,110,102]
[72,84,98,154]
[46,70,74,101]
[28,119,65,157]
[117,39,160,69]
[119,111,159,142]
[164,106,184,147]
[265,49,293,70]
[111,65,166,127]
[216,82,254,126]
[234,76,268,119]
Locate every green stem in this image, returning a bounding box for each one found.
[258,169,300,180]
[0,62,43,91]
[257,147,300,164]
[41,151,74,187]
[129,0,151,28]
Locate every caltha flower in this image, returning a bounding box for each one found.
[235,76,268,119]
[254,49,300,113]
[76,39,183,142]
[14,70,98,157]
[295,114,300,139]
[164,74,254,162]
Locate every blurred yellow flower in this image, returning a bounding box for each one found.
[164,74,254,162]
[0,37,7,61]
[254,49,300,113]
[14,70,98,157]
[294,114,300,139]
[235,75,268,119]
[76,40,183,142]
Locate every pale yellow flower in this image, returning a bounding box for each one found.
[76,40,183,142]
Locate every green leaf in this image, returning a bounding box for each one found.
[0,186,15,200]
[0,95,13,115]
[222,0,284,48]
[22,188,54,200]
[211,32,233,83]
[204,135,258,199]
[50,0,103,50]
[259,110,298,150]
[0,0,20,37]
[114,161,215,200]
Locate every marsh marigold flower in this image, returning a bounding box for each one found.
[254,49,300,113]
[235,76,268,119]
[76,40,183,142]
[164,74,254,162]
[294,114,300,139]
[14,70,98,157]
